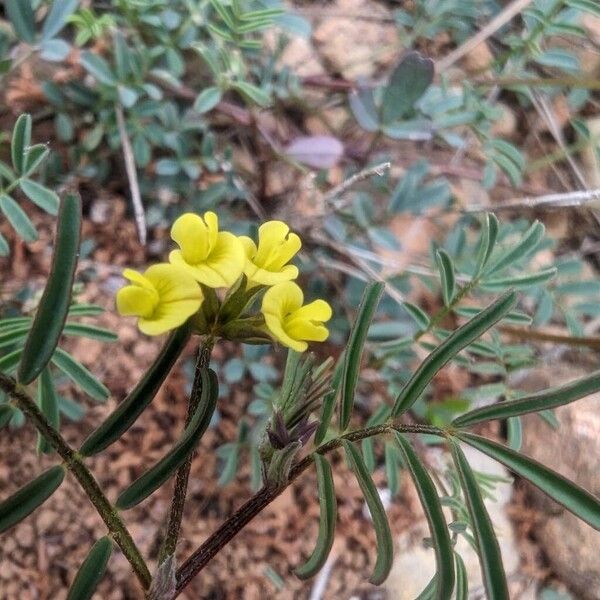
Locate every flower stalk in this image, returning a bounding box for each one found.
[158,337,215,563]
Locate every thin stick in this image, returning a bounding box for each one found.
[115,104,147,245]
[464,188,600,213]
[174,422,444,596]
[500,325,600,350]
[323,162,391,204]
[436,0,534,73]
[0,372,151,589]
[158,338,215,562]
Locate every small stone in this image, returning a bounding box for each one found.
[491,102,518,139]
[520,365,600,599]
[462,42,494,73]
[313,0,401,79]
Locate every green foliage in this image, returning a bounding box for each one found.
[67,537,113,600]
[0,465,65,533]
[116,368,218,509]
[0,0,599,595]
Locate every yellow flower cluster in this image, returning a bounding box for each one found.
[116,212,332,351]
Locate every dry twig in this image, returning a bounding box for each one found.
[115,104,147,245]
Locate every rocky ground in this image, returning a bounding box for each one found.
[1,0,600,598]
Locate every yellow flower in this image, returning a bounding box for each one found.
[116,264,203,335]
[262,281,332,352]
[239,221,301,287]
[169,212,245,288]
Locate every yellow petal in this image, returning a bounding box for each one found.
[290,299,333,323]
[249,264,298,287]
[138,298,201,335]
[262,281,304,320]
[169,232,244,288]
[254,221,302,270]
[171,213,211,264]
[143,263,202,304]
[122,268,155,292]
[263,312,308,352]
[286,319,330,343]
[116,285,159,318]
[238,236,257,259]
[204,211,219,252]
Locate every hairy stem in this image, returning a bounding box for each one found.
[158,338,215,563]
[0,372,151,588]
[174,422,444,596]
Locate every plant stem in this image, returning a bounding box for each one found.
[0,372,151,589]
[174,422,444,596]
[158,338,215,563]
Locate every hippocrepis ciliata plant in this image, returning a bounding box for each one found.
[0,194,599,600]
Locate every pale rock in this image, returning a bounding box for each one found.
[264,28,326,78]
[581,116,600,188]
[462,42,494,73]
[519,365,600,600]
[490,102,518,139]
[313,0,401,79]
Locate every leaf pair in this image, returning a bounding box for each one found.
[116,368,219,510]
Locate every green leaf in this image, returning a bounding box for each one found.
[507,416,522,451]
[0,348,23,373]
[37,368,59,454]
[116,368,218,509]
[453,369,600,427]
[80,323,191,456]
[457,433,600,530]
[566,0,600,16]
[349,88,380,132]
[485,221,545,276]
[231,81,270,107]
[481,267,557,291]
[391,291,517,417]
[474,213,499,276]
[0,404,13,428]
[0,232,9,256]
[0,465,65,533]
[454,552,468,600]
[51,348,109,402]
[295,454,337,579]
[41,0,79,41]
[0,194,37,242]
[535,49,579,72]
[11,114,32,174]
[395,434,454,600]
[67,536,113,600]
[339,282,384,431]
[342,440,393,585]
[449,440,509,600]
[80,51,117,86]
[194,87,223,113]
[5,0,36,43]
[381,52,434,124]
[403,301,431,330]
[63,323,118,343]
[0,324,30,348]
[23,144,49,175]
[20,179,60,215]
[68,304,104,317]
[435,249,455,307]
[18,194,81,384]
